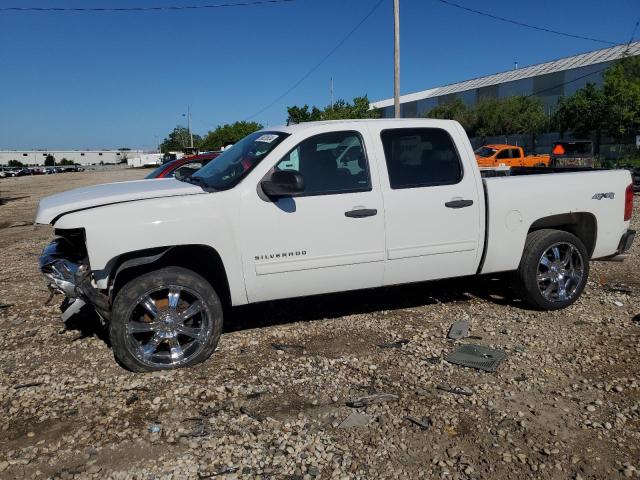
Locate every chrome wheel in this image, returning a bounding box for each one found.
[536,242,584,303]
[124,285,213,368]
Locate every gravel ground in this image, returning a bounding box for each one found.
[0,171,638,480]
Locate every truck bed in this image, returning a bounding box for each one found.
[479,169,632,274]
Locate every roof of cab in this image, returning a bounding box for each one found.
[264,118,461,134]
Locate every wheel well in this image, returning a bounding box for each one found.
[528,213,597,257]
[110,245,231,308]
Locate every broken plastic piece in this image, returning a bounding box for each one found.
[444,344,507,372]
[405,416,432,430]
[378,339,409,349]
[437,384,473,396]
[447,320,469,340]
[346,393,398,408]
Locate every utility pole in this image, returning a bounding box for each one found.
[393,0,400,118]
[330,77,334,110]
[188,105,194,149]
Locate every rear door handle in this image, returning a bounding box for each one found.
[345,208,378,218]
[445,199,474,209]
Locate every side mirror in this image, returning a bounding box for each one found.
[261,170,304,198]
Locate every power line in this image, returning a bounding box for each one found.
[624,14,640,54]
[244,0,385,121]
[0,0,294,12]
[434,0,617,46]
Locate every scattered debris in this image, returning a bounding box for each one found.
[514,373,528,382]
[14,381,43,389]
[378,339,410,349]
[445,344,507,372]
[240,406,265,422]
[7,221,31,228]
[199,466,240,478]
[271,343,304,354]
[0,303,12,310]
[605,283,632,294]
[180,418,208,437]
[613,300,624,307]
[424,355,441,364]
[346,393,398,408]
[447,320,470,340]
[437,384,474,396]
[339,412,372,428]
[200,401,231,417]
[404,416,432,430]
[125,393,139,405]
[148,424,161,434]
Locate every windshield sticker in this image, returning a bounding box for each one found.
[255,134,279,143]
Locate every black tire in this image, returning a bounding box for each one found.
[514,229,589,310]
[110,266,223,372]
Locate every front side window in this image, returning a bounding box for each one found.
[381,128,463,189]
[193,131,288,190]
[274,131,371,196]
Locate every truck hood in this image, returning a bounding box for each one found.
[35,178,206,224]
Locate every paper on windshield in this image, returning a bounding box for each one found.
[255,134,279,143]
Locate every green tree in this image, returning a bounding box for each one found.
[553,83,608,139]
[44,154,55,166]
[602,56,640,140]
[8,159,24,167]
[200,121,263,151]
[58,158,75,166]
[286,96,380,124]
[424,98,477,134]
[425,96,545,137]
[160,126,203,153]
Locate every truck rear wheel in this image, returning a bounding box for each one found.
[514,229,589,310]
[110,266,223,372]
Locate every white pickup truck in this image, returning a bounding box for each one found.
[36,119,635,371]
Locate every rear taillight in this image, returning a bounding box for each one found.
[624,184,633,221]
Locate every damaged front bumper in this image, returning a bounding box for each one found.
[39,238,88,297]
[39,238,110,318]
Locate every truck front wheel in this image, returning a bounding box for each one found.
[514,229,589,310]
[110,266,223,372]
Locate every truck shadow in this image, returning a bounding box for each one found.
[59,275,523,341]
[225,274,523,333]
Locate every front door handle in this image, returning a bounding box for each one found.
[445,199,474,209]
[345,208,378,218]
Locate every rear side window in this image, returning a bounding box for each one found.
[380,128,463,189]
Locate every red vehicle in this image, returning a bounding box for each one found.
[145,152,220,180]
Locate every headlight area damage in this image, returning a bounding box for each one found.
[39,229,110,320]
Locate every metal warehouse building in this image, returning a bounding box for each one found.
[0,149,144,166]
[372,41,640,118]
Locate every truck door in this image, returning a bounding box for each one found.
[239,129,385,303]
[495,148,511,166]
[374,126,483,285]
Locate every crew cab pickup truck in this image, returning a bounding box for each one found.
[475,144,550,168]
[35,119,635,371]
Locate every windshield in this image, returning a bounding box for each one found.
[474,147,497,158]
[192,131,288,190]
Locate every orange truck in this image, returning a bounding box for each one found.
[474,144,550,168]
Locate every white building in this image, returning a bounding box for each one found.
[0,149,144,166]
[372,42,640,117]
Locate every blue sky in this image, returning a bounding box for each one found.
[0,0,637,150]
